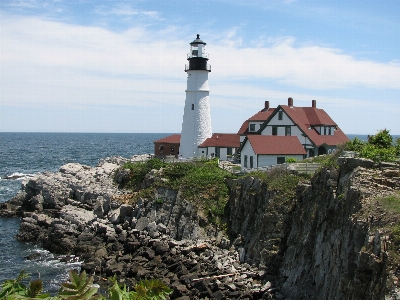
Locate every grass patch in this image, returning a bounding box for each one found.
[378,192,400,214]
[241,167,311,199]
[167,159,234,221]
[119,158,235,225]
[121,158,167,189]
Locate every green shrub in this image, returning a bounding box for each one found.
[0,270,48,299]
[108,276,172,300]
[344,129,399,162]
[368,129,393,149]
[286,157,297,163]
[359,144,397,162]
[58,270,101,300]
[345,137,365,152]
[395,138,400,156]
[121,158,167,189]
[0,270,172,300]
[163,162,195,181]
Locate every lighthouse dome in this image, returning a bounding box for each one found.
[190,34,206,45]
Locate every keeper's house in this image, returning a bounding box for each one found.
[238,98,349,169]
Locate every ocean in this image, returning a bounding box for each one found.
[0,132,169,293]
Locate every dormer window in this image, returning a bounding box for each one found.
[249,124,256,132]
[319,126,334,135]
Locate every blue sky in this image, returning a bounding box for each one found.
[1,0,399,134]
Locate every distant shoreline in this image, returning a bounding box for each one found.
[1,132,399,143]
[347,134,400,142]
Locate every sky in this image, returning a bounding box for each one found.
[1,0,399,135]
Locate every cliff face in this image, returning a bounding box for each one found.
[228,158,400,300]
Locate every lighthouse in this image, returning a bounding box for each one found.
[180,34,212,158]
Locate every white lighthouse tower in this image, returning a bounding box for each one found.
[180,34,212,158]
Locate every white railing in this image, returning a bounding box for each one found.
[187,53,209,59]
[242,163,321,175]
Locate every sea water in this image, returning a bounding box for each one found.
[0,132,169,293]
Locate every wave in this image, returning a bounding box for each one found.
[1,172,35,180]
[21,247,83,294]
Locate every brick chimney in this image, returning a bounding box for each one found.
[288,97,293,107]
[264,101,270,110]
[312,100,316,108]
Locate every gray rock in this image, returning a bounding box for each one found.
[135,217,150,231]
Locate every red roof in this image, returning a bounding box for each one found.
[280,105,349,147]
[154,134,181,144]
[247,135,306,155]
[198,133,240,148]
[238,108,275,135]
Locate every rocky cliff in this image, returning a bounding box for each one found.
[228,157,400,300]
[2,156,400,299]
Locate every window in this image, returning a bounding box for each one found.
[250,156,253,168]
[215,147,220,158]
[278,111,283,120]
[285,126,291,136]
[272,126,278,135]
[328,127,332,135]
[191,104,194,110]
[171,146,175,152]
[159,145,164,150]
[277,157,285,164]
[323,127,327,135]
[227,148,232,155]
[249,124,255,132]
[244,155,248,168]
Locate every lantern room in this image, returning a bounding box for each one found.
[185,34,211,72]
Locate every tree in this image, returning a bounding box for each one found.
[368,129,393,149]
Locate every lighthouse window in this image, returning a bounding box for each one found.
[191,104,194,110]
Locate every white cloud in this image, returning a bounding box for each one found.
[209,37,400,89]
[93,3,160,19]
[1,14,400,133]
